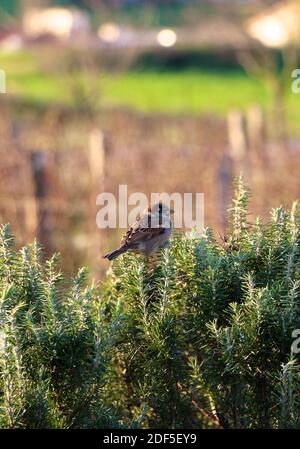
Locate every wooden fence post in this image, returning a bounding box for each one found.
[89,128,106,189]
[31,151,52,253]
[88,128,108,277]
[246,104,267,192]
[218,154,234,231]
[227,108,248,174]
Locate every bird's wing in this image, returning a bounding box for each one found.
[121,212,165,247]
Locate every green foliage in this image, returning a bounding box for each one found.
[0,179,300,428]
[0,226,118,428]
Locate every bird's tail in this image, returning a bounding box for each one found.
[103,247,126,261]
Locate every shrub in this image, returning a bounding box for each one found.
[0,178,299,428]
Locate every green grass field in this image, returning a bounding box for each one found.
[0,50,299,133]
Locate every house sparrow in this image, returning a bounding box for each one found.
[103,202,174,261]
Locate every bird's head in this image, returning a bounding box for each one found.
[150,202,174,218]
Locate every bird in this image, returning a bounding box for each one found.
[103,202,174,261]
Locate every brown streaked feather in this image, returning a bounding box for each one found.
[121,222,165,247]
[121,210,149,245]
[104,202,173,261]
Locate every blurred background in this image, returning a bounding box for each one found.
[0,0,300,277]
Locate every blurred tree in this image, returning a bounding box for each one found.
[0,0,19,17]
